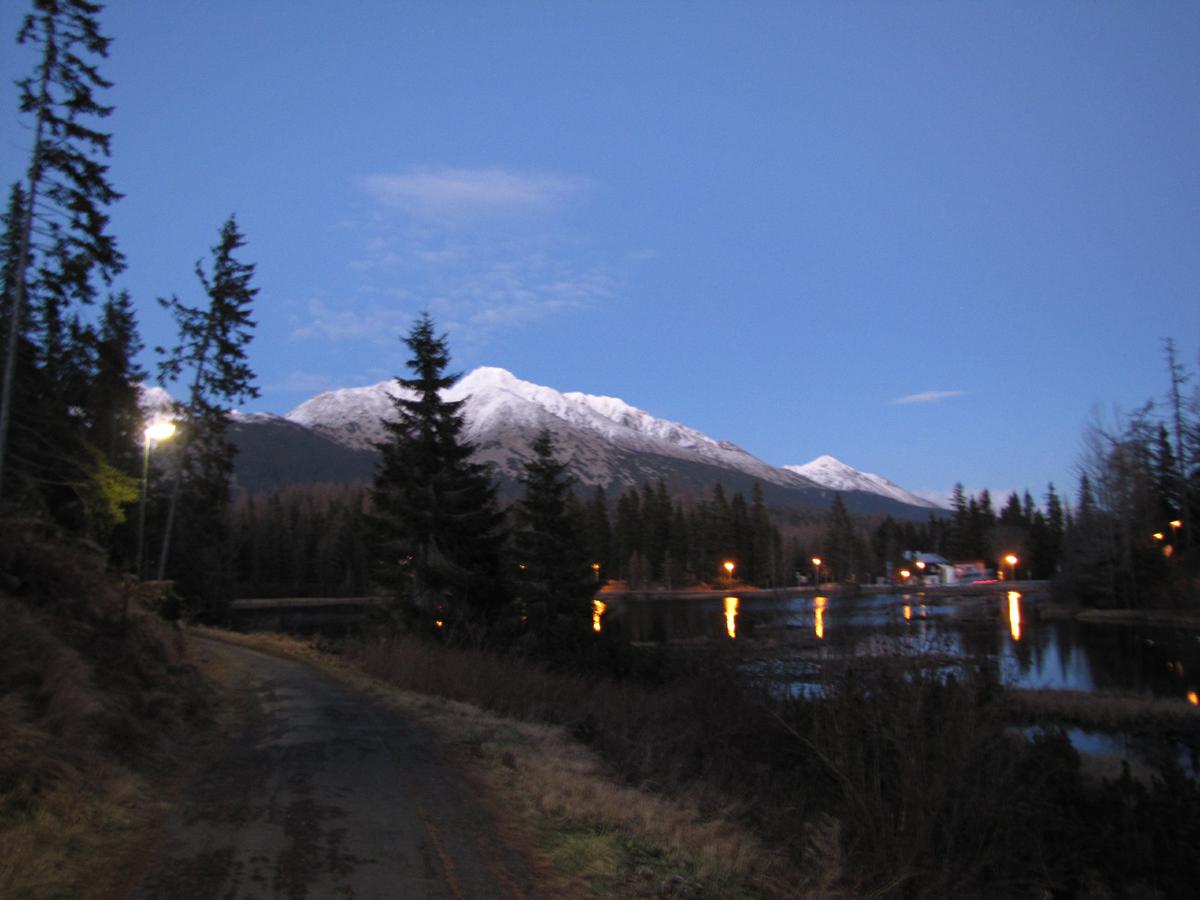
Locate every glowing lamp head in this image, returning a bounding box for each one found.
[1153,532,1165,541]
[915,560,926,570]
[145,421,176,442]
[1170,520,1183,530]
[1004,554,1018,567]
[811,557,822,567]
[723,560,735,576]
[899,569,911,579]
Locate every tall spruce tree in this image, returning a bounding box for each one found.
[89,290,143,468]
[511,429,595,660]
[823,493,859,582]
[155,216,259,612]
[371,313,506,639]
[1,0,124,501]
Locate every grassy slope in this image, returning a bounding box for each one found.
[0,522,210,899]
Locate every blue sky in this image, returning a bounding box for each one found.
[2,1,1198,505]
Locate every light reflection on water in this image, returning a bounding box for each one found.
[1007,591,1022,641]
[604,589,1200,704]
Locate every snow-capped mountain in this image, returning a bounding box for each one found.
[286,367,819,494]
[148,367,940,515]
[784,455,941,510]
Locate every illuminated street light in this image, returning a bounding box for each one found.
[1153,532,1165,541]
[591,562,601,582]
[136,420,176,580]
[811,557,822,587]
[723,560,735,585]
[1004,553,1018,583]
[1170,520,1183,531]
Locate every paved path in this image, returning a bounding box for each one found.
[137,637,532,899]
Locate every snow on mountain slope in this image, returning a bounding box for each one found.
[137,384,174,419]
[287,367,817,489]
[784,455,942,509]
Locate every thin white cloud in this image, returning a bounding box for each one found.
[288,297,412,344]
[311,164,614,350]
[359,167,587,224]
[892,390,967,406]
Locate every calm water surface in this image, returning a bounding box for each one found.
[599,589,1200,705]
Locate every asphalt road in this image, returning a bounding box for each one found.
[137,637,532,899]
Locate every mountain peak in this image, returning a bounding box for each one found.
[457,366,520,391]
[784,456,941,509]
[271,367,937,514]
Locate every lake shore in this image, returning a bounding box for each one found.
[1039,602,1200,631]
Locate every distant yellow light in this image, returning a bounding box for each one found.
[915,560,926,570]
[1170,520,1183,530]
[723,596,738,639]
[811,557,822,567]
[1004,554,1018,567]
[145,420,176,442]
[1153,532,1165,541]
[592,599,606,633]
[1188,691,1198,707]
[899,569,911,580]
[903,604,912,622]
[435,619,444,629]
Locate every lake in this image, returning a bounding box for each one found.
[597,588,1200,706]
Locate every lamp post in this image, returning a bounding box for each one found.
[1004,553,1018,584]
[811,557,822,588]
[136,420,176,580]
[723,560,735,586]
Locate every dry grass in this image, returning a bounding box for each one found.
[0,522,210,900]
[1009,687,1200,730]
[193,627,806,898]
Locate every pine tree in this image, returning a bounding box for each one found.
[511,429,595,660]
[370,313,506,638]
[1,0,124,500]
[749,482,774,586]
[1044,483,1065,575]
[155,216,259,612]
[946,482,971,559]
[823,493,858,582]
[582,485,611,579]
[1164,338,1193,566]
[89,290,144,469]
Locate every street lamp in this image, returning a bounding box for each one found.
[1004,553,1018,584]
[811,557,822,587]
[723,560,735,585]
[136,420,176,579]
